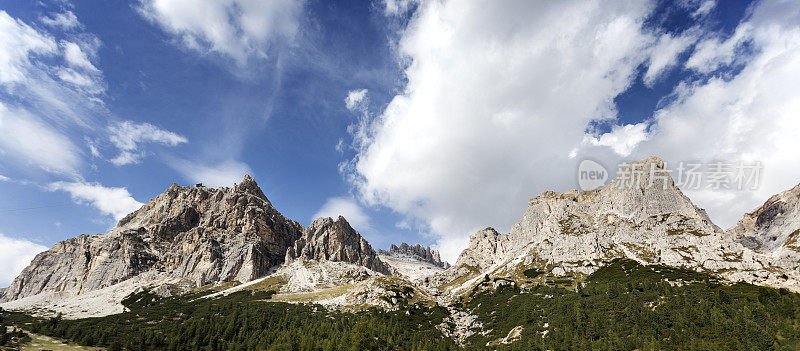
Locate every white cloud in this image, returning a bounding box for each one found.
[57,67,99,92]
[110,151,144,166]
[383,0,417,16]
[693,0,716,18]
[343,89,372,153]
[137,0,305,65]
[0,11,58,84]
[628,0,800,228]
[62,41,98,72]
[40,11,81,30]
[582,123,650,157]
[170,159,252,188]
[685,23,751,74]
[108,121,187,165]
[0,174,9,181]
[57,39,105,95]
[644,32,697,86]
[49,181,144,221]
[0,103,82,176]
[347,0,660,262]
[345,89,368,112]
[351,0,800,262]
[0,10,108,176]
[0,233,47,287]
[313,197,372,232]
[679,0,716,18]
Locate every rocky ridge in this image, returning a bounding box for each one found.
[285,216,391,275]
[1,175,304,302]
[728,182,800,252]
[379,243,450,269]
[5,156,800,317]
[434,157,800,294]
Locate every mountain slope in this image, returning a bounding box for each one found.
[6,156,800,319]
[378,243,449,281]
[379,243,450,268]
[286,216,390,275]
[435,157,800,295]
[1,175,304,303]
[728,182,800,252]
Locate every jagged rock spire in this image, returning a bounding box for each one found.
[379,242,450,269]
[233,174,270,202]
[286,216,391,275]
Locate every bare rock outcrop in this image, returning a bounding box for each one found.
[379,243,450,269]
[445,156,800,291]
[286,216,391,275]
[1,175,303,302]
[728,182,800,252]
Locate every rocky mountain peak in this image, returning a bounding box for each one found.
[286,216,391,275]
[2,176,304,303]
[233,174,270,202]
[455,227,510,269]
[453,156,735,278]
[728,182,800,251]
[379,243,450,269]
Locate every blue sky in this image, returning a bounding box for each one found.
[2,0,800,285]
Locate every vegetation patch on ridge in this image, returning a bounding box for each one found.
[4,259,800,350]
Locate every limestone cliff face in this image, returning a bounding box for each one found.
[455,228,511,269]
[726,183,800,283]
[286,216,391,275]
[379,243,450,269]
[1,175,303,302]
[450,157,800,290]
[728,183,800,252]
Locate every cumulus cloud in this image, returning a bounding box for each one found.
[347,0,800,263]
[581,123,650,157]
[48,181,144,221]
[628,0,800,227]
[108,121,187,165]
[0,233,47,287]
[347,0,660,262]
[313,197,372,232]
[137,0,305,65]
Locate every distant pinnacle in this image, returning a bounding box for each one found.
[234,174,269,201]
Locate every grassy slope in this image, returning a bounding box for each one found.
[460,259,800,350]
[4,259,800,350]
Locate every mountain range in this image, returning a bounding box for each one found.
[2,156,800,322]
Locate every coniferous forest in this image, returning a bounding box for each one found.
[3,259,800,350]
